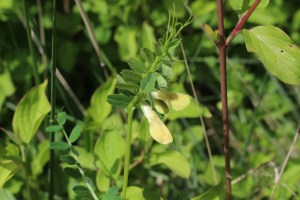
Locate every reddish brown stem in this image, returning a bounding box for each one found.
[226,0,262,45]
[217,0,231,199]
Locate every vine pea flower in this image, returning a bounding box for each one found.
[141,91,191,144]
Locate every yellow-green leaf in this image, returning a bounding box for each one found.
[0,160,22,188]
[243,26,300,85]
[13,80,51,144]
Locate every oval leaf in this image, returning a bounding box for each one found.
[50,141,70,151]
[73,185,90,196]
[243,26,300,85]
[13,80,51,144]
[0,160,22,188]
[69,124,82,143]
[148,151,191,178]
[60,154,77,165]
[107,94,134,108]
[45,125,63,132]
[64,167,81,179]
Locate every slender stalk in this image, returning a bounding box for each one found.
[20,145,32,200]
[21,0,40,85]
[226,0,262,45]
[121,107,135,199]
[217,0,231,199]
[180,42,217,183]
[73,0,109,79]
[269,125,300,199]
[48,0,57,199]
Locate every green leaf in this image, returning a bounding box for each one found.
[69,124,82,143]
[141,22,156,51]
[31,140,50,176]
[96,172,110,192]
[166,99,212,120]
[161,64,173,80]
[102,187,121,200]
[230,0,269,14]
[87,77,117,126]
[125,186,161,200]
[107,94,134,108]
[191,180,225,200]
[57,112,67,125]
[0,160,22,188]
[73,185,90,196]
[140,48,155,63]
[60,154,77,165]
[64,167,81,179]
[45,125,63,132]
[12,80,51,144]
[94,130,125,179]
[114,26,138,61]
[127,57,147,73]
[149,151,191,178]
[116,83,139,92]
[50,141,70,151]
[243,25,300,85]
[75,146,95,170]
[120,69,142,83]
[0,69,15,112]
[140,72,156,93]
[156,73,168,90]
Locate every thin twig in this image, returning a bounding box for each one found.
[226,0,262,45]
[73,0,109,79]
[269,125,300,199]
[180,42,217,184]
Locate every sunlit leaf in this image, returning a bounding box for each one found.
[125,186,161,200]
[243,25,300,85]
[88,77,117,126]
[13,80,51,144]
[69,124,82,143]
[96,172,110,192]
[0,160,22,188]
[94,130,125,179]
[148,151,191,178]
[31,140,50,176]
[114,26,138,60]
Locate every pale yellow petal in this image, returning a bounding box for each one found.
[141,105,173,144]
[151,91,190,111]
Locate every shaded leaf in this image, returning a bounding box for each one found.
[120,69,142,83]
[64,167,81,179]
[127,57,147,73]
[50,141,69,151]
[45,125,62,132]
[140,48,155,63]
[73,185,90,196]
[60,154,77,165]
[57,112,67,125]
[116,83,139,92]
[140,72,156,93]
[191,180,225,200]
[107,94,134,108]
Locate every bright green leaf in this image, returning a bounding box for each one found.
[140,48,155,63]
[13,80,51,144]
[243,26,300,85]
[0,69,15,112]
[88,77,117,126]
[141,22,156,50]
[50,141,70,151]
[94,130,125,179]
[96,172,110,192]
[126,186,161,200]
[149,151,191,178]
[0,160,22,188]
[31,140,50,176]
[69,124,82,143]
[156,73,168,90]
[230,0,269,14]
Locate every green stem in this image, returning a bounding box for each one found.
[49,0,57,199]
[21,0,40,85]
[20,145,32,200]
[121,107,135,199]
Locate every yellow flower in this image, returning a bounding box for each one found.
[141,91,191,144]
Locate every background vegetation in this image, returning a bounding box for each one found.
[0,0,299,199]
